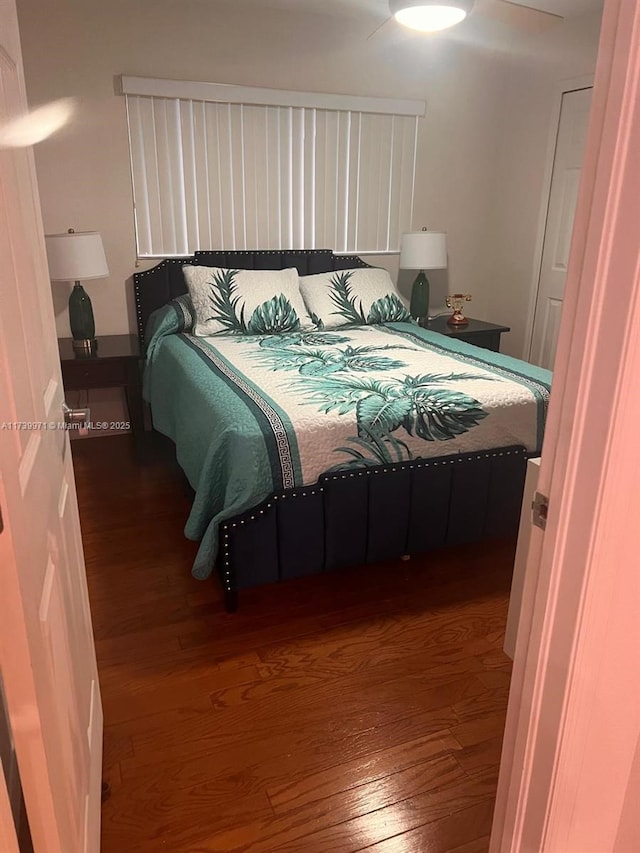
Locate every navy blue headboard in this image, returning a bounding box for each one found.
[133,249,371,346]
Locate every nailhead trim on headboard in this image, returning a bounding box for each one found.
[133,249,372,347]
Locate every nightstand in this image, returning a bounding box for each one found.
[423,316,510,352]
[58,334,144,447]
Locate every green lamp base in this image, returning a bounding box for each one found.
[69,281,97,356]
[409,271,430,322]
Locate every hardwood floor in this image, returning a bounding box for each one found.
[73,435,515,853]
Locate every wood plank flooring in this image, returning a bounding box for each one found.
[72,435,515,852]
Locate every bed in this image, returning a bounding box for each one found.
[135,250,551,610]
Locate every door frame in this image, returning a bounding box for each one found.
[491,0,640,848]
[0,763,19,853]
[522,73,594,362]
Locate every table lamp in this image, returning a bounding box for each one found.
[45,229,109,356]
[400,228,447,323]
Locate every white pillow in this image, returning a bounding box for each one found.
[184,265,315,336]
[299,267,412,330]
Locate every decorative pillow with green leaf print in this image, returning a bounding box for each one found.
[298,268,412,330]
[184,266,316,337]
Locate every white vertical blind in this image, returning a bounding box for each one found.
[125,87,421,257]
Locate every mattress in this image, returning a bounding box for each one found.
[144,308,551,579]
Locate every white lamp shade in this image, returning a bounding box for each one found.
[399,230,447,270]
[45,231,109,281]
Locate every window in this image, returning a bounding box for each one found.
[122,77,424,258]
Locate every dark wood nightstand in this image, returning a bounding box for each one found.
[423,316,510,352]
[58,334,144,447]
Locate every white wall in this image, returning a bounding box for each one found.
[476,9,603,356]
[17,0,601,361]
[16,0,511,338]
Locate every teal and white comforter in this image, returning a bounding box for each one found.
[144,307,551,579]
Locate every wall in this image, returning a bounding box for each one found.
[475,9,603,356]
[17,0,601,364]
[17,0,515,335]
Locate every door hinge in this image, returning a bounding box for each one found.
[532,491,549,530]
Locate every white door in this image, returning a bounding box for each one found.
[0,2,103,851]
[529,87,592,369]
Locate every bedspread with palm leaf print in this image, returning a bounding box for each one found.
[144,318,551,578]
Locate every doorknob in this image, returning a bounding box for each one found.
[62,402,90,436]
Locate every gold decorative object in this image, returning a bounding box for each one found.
[446,293,472,326]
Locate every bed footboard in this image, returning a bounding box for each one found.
[218,445,528,604]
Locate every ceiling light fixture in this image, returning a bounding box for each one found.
[389,0,474,32]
